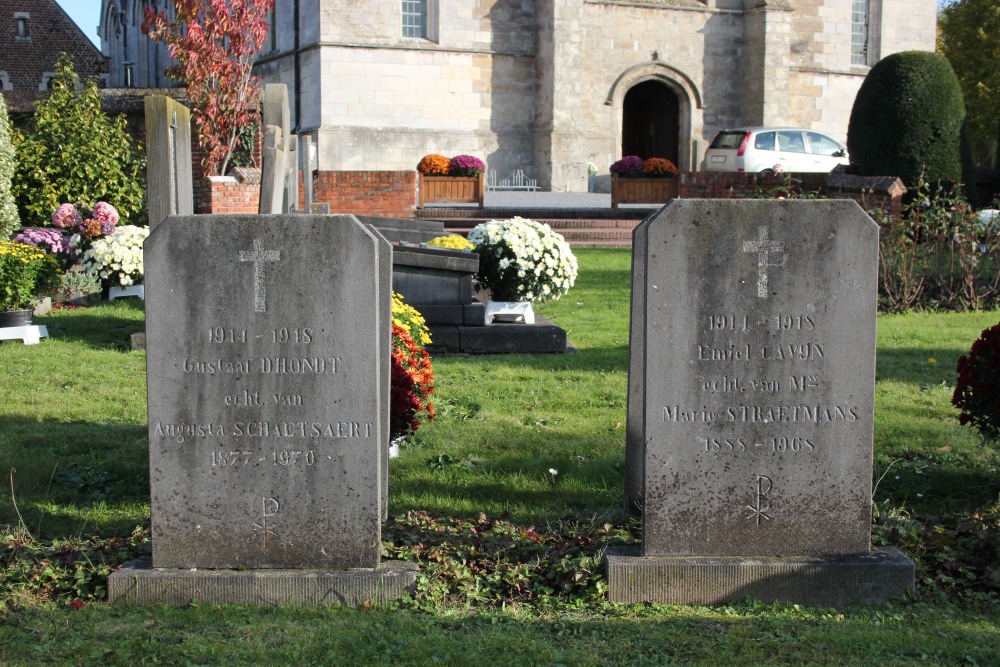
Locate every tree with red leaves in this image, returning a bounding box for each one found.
[142,0,274,176]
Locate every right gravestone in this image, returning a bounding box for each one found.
[610,199,914,606]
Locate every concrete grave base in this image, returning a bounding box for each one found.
[108,559,417,607]
[429,316,568,354]
[605,546,914,607]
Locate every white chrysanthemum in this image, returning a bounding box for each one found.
[467,217,578,302]
[81,224,149,287]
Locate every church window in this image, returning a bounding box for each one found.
[402,0,427,38]
[851,0,870,66]
[268,6,277,52]
[14,12,30,41]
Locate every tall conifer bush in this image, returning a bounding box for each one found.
[847,51,970,191]
[0,93,19,239]
[12,54,145,225]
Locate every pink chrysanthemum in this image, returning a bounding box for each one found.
[52,203,81,229]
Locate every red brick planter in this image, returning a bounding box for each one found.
[198,176,260,214]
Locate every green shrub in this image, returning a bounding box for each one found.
[871,176,1000,312]
[0,92,18,239]
[847,51,967,191]
[11,54,145,225]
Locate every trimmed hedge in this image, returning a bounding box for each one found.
[848,51,967,191]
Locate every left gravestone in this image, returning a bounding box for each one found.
[145,96,193,230]
[109,214,415,606]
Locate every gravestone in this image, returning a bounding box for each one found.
[260,84,291,214]
[287,136,299,212]
[262,83,291,154]
[301,135,314,212]
[259,126,287,215]
[610,199,914,606]
[108,214,414,606]
[145,96,194,230]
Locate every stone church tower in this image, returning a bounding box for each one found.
[102,0,937,192]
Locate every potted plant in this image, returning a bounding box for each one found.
[610,156,680,208]
[953,322,1000,442]
[390,293,435,452]
[80,224,150,299]
[426,234,475,252]
[418,153,486,207]
[0,240,61,327]
[467,216,578,324]
[53,201,119,242]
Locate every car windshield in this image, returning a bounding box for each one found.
[710,131,748,149]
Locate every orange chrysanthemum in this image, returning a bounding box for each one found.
[417,154,451,176]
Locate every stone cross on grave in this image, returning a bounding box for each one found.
[742,225,785,298]
[239,239,280,313]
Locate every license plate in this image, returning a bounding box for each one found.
[710,155,726,163]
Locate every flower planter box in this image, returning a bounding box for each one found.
[611,174,679,208]
[419,173,485,208]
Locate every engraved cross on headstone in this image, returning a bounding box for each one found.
[742,225,785,298]
[239,239,280,313]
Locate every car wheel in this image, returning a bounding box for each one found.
[760,169,775,177]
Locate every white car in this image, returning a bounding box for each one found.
[702,127,850,174]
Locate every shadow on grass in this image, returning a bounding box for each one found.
[435,346,630,375]
[391,425,627,522]
[873,447,1000,514]
[876,346,968,384]
[0,415,149,537]
[3,600,998,666]
[34,301,145,351]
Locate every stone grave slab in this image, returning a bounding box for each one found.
[611,199,914,606]
[144,96,193,230]
[109,214,412,606]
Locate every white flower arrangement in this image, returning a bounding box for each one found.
[467,216,578,302]
[81,224,150,287]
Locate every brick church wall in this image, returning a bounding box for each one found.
[0,0,106,92]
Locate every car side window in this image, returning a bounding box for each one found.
[754,132,776,151]
[777,131,806,153]
[806,132,842,156]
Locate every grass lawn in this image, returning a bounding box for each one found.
[1,247,999,666]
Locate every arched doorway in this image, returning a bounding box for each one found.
[621,81,680,164]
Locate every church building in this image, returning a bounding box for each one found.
[100,0,937,191]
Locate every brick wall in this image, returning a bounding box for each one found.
[198,177,260,215]
[679,172,905,219]
[0,0,106,92]
[312,171,417,217]
[192,126,263,212]
[678,172,828,199]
